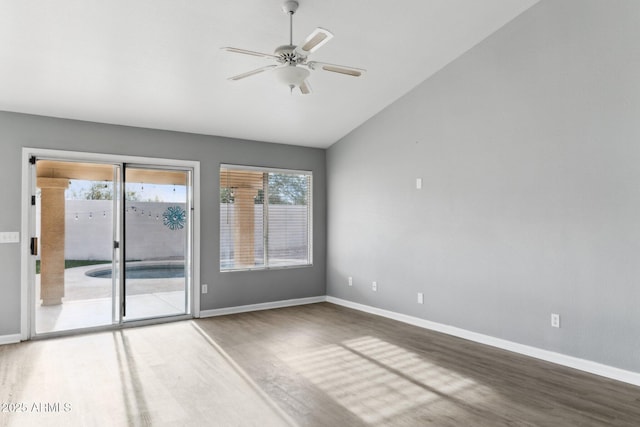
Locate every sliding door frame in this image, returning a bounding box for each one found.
[20,147,201,340]
[121,163,194,322]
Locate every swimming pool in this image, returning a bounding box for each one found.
[86,263,185,279]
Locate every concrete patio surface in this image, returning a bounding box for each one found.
[35,264,188,334]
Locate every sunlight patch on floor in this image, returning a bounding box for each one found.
[1,322,293,427]
[285,336,491,424]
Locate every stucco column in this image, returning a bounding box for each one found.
[37,177,69,306]
[221,169,263,269]
[233,187,258,267]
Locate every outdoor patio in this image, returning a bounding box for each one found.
[35,264,186,333]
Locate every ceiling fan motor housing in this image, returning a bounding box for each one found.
[274,45,304,64]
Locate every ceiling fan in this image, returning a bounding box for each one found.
[222,0,365,94]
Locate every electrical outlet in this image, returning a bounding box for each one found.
[417,292,424,304]
[551,313,560,328]
[348,277,353,286]
[202,284,208,294]
[372,281,377,292]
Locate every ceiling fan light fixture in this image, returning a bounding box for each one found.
[273,65,310,89]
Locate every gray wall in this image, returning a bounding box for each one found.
[0,112,326,335]
[327,0,640,373]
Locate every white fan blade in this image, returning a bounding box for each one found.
[228,65,277,81]
[222,47,279,60]
[307,61,365,77]
[299,79,312,95]
[295,27,333,56]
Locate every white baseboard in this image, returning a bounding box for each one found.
[0,334,21,345]
[326,296,640,388]
[199,296,326,318]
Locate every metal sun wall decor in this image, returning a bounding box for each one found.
[163,206,186,230]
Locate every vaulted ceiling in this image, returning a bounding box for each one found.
[0,0,538,148]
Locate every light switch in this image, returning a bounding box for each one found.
[0,232,20,244]
[416,178,422,190]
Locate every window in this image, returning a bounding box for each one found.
[220,165,312,271]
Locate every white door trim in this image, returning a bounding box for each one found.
[21,147,201,340]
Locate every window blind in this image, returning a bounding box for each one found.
[220,165,312,271]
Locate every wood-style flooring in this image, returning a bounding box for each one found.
[2,302,639,426]
[0,321,293,427]
[195,303,640,426]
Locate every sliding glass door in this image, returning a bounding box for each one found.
[122,166,191,321]
[32,157,192,335]
[34,160,119,334]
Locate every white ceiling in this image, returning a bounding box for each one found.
[0,0,538,148]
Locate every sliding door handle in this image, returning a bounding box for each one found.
[30,237,38,256]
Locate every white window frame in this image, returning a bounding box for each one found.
[220,164,313,272]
